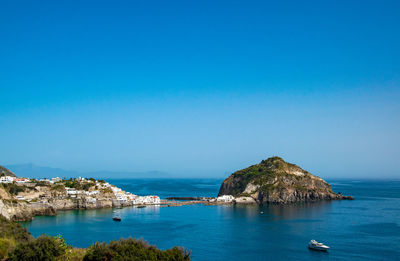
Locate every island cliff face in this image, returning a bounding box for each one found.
[218,157,352,204]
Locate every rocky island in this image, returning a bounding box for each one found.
[218,156,353,204]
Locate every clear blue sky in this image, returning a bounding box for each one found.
[1,0,399,178]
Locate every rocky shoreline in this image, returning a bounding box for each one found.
[0,196,133,221]
[0,174,161,221]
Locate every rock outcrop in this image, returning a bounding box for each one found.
[0,182,126,221]
[0,200,56,221]
[218,156,353,204]
[0,196,119,221]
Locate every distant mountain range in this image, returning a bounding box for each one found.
[3,163,170,179]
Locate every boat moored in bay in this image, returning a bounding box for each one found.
[112,216,121,221]
[308,240,329,251]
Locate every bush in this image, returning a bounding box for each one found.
[83,242,114,261]
[101,188,113,194]
[0,215,32,243]
[0,237,16,259]
[0,215,31,258]
[8,235,66,261]
[65,181,82,190]
[82,183,91,191]
[1,183,25,195]
[65,248,87,261]
[51,184,65,192]
[83,238,190,261]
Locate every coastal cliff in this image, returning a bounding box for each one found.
[0,174,160,221]
[0,185,111,221]
[218,157,353,204]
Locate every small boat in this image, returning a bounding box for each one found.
[112,216,121,221]
[308,240,329,251]
[137,206,146,208]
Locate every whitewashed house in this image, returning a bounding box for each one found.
[87,197,96,204]
[51,177,62,183]
[116,194,128,203]
[66,188,77,195]
[217,195,235,202]
[15,178,30,184]
[0,176,15,183]
[85,191,99,196]
[40,178,53,184]
[142,196,161,204]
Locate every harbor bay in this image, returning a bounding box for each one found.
[22,179,400,261]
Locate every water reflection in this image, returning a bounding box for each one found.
[217,201,332,222]
[265,201,332,221]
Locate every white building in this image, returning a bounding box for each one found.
[85,191,99,196]
[217,195,235,202]
[65,188,77,195]
[116,194,128,203]
[97,182,111,188]
[87,197,96,204]
[39,178,53,184]
[111,186,122,193]
[51,177,62,183]
[152,196,161,204]
[0,176,15,183]
[136,195,161,204]
[15,178,30,184]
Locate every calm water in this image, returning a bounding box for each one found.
[21,179,400,260]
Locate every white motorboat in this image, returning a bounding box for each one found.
[308,240,330,251]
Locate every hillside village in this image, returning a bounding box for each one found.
[0,175,160,205]
[0,168,161,221]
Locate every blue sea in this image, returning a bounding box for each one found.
[21,179,400,260]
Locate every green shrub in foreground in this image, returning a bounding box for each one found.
[0,215,191,261]
[0,215,32,259]
[8,235,66,261]
[0,215,32,243]
[83,238,191,261]
[0,237,16,259]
